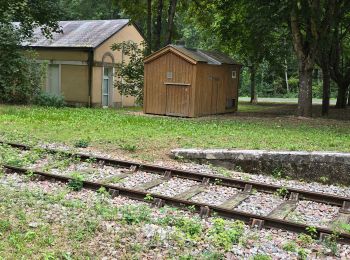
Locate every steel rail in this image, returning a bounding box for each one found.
[1,141,349,207]
[2,164,350,244]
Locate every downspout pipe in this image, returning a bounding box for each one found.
[87,49,94,107]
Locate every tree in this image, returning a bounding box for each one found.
[111,41,145,105]
[154,0,164,50]
[58,0,120,20]
[0,0,62,103]
[187,0,289,104]
[165,0,178,45]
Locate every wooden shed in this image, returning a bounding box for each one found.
[143,45,242,117]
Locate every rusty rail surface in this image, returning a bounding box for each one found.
[1,141,349,207]
[2,164,350,244]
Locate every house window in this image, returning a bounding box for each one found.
[47,64,60,96]
[102,67,112,107]
[167,71,173,79]
[232,70,237,79]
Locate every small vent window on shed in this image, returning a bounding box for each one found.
[232,70,237,79]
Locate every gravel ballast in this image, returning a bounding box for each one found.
[1,172,349,259]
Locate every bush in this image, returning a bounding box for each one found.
[67,172,84,191]
[0,24,46,104]
[33,92,66,107]
[74,139,90,148]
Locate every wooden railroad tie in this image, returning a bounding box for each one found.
[219,184,253,209]
[267,192,299,220]
[174,177,210,200]
[135,170,172,191]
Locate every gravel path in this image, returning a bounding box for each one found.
[286,201,340,228]
[190,184,239,206]
[235,192,285,216]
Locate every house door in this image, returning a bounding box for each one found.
[211,77,221,113]
[165,83,190,116]
[47,64,60,96]
[102,67,112,107]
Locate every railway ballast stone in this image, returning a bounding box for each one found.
[171,149,350,185]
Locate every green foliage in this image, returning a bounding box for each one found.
[144,194,154,201]
[306,226,318,238]
[111,41,145,105]
[297,248,308,260]
[119,205,151,224]
[0,220,11,233]
[0,0,61,104]
[282,241,297,252]
[208,218,244,251]
[252,254,272,260]
[296,233,314,247]
[67,173,84,191]
[272,168,286,179]
[274,187,289,198]
[33,92,66,108]
[323,233,339,256]
[120,143,137,152]
[156,214,202,239]
[73,139,90,148]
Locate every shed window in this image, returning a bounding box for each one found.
[232,70,237,79]
[166,72,173,79]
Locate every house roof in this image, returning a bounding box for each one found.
[144,44,241,65]
[17,19,132,49]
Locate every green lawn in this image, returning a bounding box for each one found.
[0,104,349,161]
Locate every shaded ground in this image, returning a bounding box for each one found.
[239,97,337,105]
[234,102,350,120]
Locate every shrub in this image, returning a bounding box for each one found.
[74,139,90,148]
[0,24,46,104]
[32,92,66,107]
[208,218,245,251]
[67,172,84,191]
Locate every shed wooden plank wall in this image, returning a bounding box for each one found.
[144,52,195,116]
[193,64,240,117]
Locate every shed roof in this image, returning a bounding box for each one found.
[144,45,241,65]
[17,19,131,49]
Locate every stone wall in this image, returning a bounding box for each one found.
[171,149,350,185]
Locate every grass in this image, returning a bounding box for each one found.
[0,103,349,161]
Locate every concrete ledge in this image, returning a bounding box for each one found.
[171,149,350,185]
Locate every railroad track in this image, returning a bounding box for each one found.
[1,141,350,244]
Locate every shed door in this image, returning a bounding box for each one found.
[165,83,190,116]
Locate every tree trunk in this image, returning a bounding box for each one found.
[154,0,163,50]
[146,0,152,55]
[348,88,350,106]
[284,59,289,93]
[165,0,177,45]
[336,84,348,108]
[250,66,257,104]
[297,61,313,117]
[321,65,330,116]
